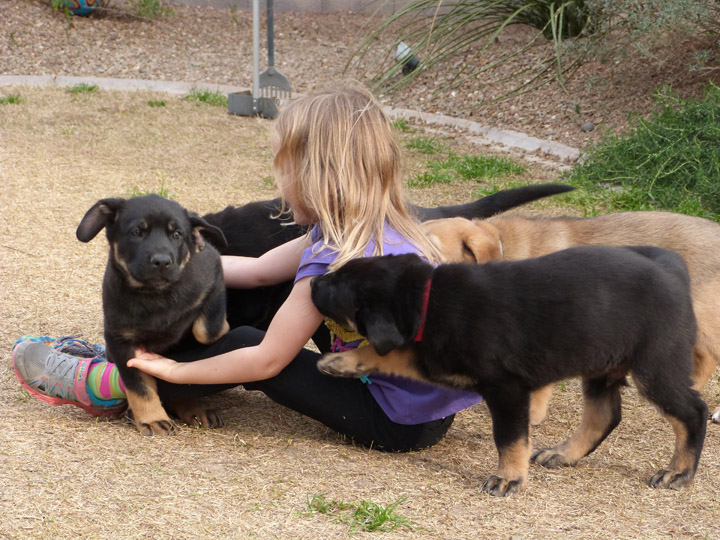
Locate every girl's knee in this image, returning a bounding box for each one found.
[219,326,266,351]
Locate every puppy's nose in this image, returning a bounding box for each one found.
[150,253,172,270]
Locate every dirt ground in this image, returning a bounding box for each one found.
[1,85,719,540]
[1,2,720,539]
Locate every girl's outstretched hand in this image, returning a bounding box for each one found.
[127,348,180,382]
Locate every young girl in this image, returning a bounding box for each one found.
[13,85,482,452]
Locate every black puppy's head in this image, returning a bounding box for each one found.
[310,253,432,355]
[77,194,227,289]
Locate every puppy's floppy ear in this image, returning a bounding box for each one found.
[363,310,407,356]
[76,198,126,243]
[464,221,503,263]
[188,213,228,250]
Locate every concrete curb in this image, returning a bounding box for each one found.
[388,107,580,162]
[0,74,580,162]
[0,74,239,96]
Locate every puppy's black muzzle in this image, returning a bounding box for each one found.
[150,253,172,272]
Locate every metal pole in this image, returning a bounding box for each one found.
[252,0,260,109]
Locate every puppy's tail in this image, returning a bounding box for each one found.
[415,184,575,221]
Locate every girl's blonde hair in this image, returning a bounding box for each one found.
[272,83,441,269]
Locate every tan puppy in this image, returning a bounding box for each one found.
[424,212,720,425]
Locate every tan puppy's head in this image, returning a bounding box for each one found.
[424,217,503,263]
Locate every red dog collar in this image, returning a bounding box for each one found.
[414,279,432,343]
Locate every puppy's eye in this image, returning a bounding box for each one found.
[172,230,183,240]
[131,228,143,237]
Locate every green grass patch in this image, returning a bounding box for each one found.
[410,168,457,187]
[410,152,526,188]
[391,117,413,133]
[65,83,99,94]
[148,99,167,107]
[183,88,228,107]
[0,92,22,105]
[127,182,173,199]
[130,0,174,19]
[406,136,444,154]
[303,493,423,534]
[566,82,720,220]
[452,154,526,180]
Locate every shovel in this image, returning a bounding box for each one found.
[227,0,281,118]
[259,0,291,100]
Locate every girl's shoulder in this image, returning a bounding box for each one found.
[295,224,337,282]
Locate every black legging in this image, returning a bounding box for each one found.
[156,326,454,452]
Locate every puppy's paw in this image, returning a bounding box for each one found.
[128,409,176,436]
[184,408,223,429]
[168,400,224,429]
[649,469,694,490]
[481,475,525,497]
[531,448,575,468]
[711,406,720,424]
[317,353,367,377]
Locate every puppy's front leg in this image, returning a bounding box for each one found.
[192,282,229,344]
[317,346,426,382]
[107,339,175,436]
[529,384,553,426]
[482,389,532,497]
[125,371,175,436]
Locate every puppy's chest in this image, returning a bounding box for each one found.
[105,283,208,335]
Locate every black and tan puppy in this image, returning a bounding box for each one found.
[423,212,720,425]
[311,249,707,496]
[77,194,230,436]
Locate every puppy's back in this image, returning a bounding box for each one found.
[434,245,697,380]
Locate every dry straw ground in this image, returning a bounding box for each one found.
[1,2,720,539]
[1,85,719,540]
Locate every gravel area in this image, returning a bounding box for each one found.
[1,0,718,149]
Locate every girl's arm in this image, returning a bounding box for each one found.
[127,276,323,384]
[222,235,309,288]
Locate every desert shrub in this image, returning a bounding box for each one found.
[566,82,720,220]
[348,0,718,102]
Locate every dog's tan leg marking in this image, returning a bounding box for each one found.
[125,372,175,436]
[649,416,698,489]
[693,332,720,423]
[317,347,427,382]
[166,399,224,429]
[529,384,553,426]
[691,346,717,391]
[692,345,720,422]
[532,389,615,468]
[482,438,531,497]
[192,316,229,344]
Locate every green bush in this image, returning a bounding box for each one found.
[567,82,720,220]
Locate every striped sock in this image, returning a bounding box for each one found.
[86,360,127,402]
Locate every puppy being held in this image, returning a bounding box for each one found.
[77,194,230,436]
[311,250,707,497]
[423,211,720,425]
